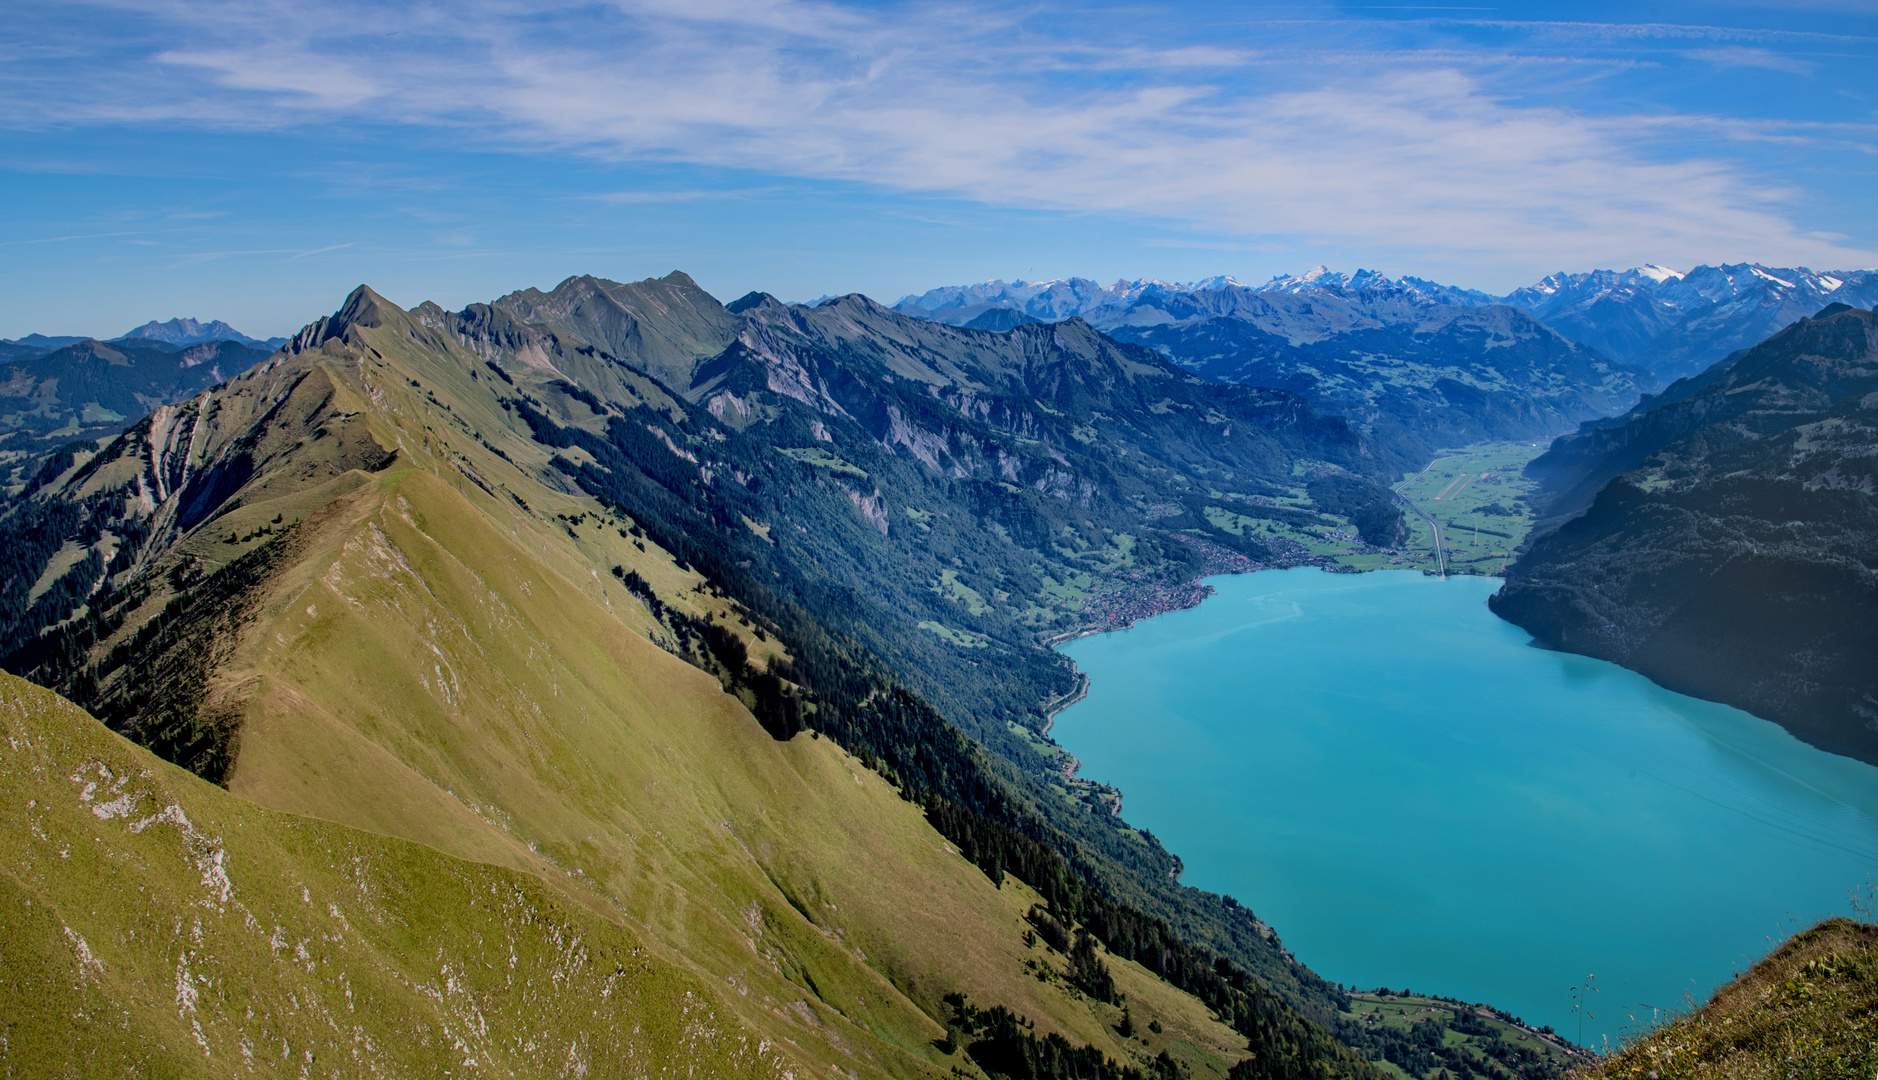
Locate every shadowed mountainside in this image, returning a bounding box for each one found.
[1493,304,1878,763]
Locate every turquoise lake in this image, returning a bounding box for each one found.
[1054,568,1878,1046]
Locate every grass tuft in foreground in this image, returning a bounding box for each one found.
[1583,917,1878,1080]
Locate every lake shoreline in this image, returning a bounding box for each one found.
[1049,567,1878,1043]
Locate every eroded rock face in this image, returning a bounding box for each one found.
[1494,305,1878,762]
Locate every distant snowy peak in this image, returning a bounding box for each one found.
[1502,261,1878,379]
[1510,262,1871,316]
[892,261,1878,380]
[117,317,285,351]
[1185,275,1248,291]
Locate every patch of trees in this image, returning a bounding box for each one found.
[19,440,87,498]
[1304,475,1408,548]
[1067,928,1121,1004]
[0,486,139,649]
[7,529,300,785]
[941,995,1185,1080]
[612,563,805,740]
[1331,1010,1563,1080]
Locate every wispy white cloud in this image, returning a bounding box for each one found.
[4,0,1874,276]
[1684,45,1816,74]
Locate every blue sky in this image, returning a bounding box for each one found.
[2,0,1875,338]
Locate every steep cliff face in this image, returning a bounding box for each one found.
[1493,305,1878,761]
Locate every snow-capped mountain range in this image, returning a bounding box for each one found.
[1499,264,1877,381]
[894,262,1878,383]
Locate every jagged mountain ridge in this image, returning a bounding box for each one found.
[0,276,1401,1079]
[1492,303,1878,763]
[897,262,1878,392]
[893,268,1496,328]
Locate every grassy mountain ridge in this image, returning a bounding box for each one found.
[2,279,1386,1079]
[470,278,1404,1010]
[1494,304,1878,762]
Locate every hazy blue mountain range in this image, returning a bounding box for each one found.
[0,337,274,491]
[899,271,1646,466]
[0,333,91,361]
[0,317,286,361]
[898,263,1878,387]
[1494,303,1878,763]
[893,267,1495,328]
[116,316,287,351]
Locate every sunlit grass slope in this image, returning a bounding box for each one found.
[1583,918,1878,1080]
[0,671,786,1078]
[8,286,1263,1078]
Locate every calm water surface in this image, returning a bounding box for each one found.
[1055,568,1878,1045]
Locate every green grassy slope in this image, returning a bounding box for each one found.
[1,276,1378,1025]
[0,671,788,1078]
[1,285,1340,1079]
[1336,991,1579,1079]
[1583,918,1878,1080]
